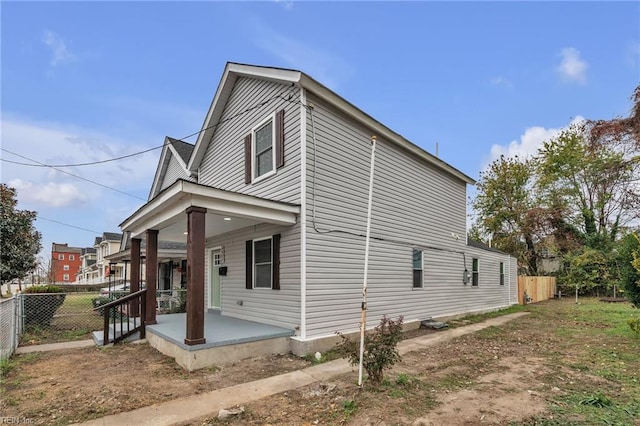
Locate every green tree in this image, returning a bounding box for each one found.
[537,125,639,249]
[0,184,42,295]
[618,232,640,307]
[471,155,545,274]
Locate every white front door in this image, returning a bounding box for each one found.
[209,249,222,309]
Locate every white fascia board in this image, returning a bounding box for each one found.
[122,180,300,238]
[188,63,302,173]
[149,141,171,200]
[299,75,476,185]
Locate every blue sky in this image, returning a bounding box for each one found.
[2,1,639,260]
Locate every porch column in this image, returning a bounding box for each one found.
[130,238,141,317]
[185,206,206,345]
[145,229,158,325]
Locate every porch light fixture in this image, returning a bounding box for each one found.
[224,217,231,221]
[183,232,188,235]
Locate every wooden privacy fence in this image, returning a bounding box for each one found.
[518,276,557,305]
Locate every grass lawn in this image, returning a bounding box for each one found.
[21,292,103,345]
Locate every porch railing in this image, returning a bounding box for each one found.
[93,289,146,345]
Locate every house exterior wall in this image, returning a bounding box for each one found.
[301,93,516,339]
[198,77,301,204]
[204,222,301,332]
[51,245,83,284]
[160,154,188,192]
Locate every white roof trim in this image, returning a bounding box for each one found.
[121,180,300,238]
[149,137,194,200]
[187,62,474,185]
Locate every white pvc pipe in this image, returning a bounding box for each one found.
[358,135,377,387]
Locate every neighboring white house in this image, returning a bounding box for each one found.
[118,62,518,355]
[75,233,124,285]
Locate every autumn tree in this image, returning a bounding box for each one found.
[471,155,546,274]
[537,125,640,249]
[0,184,42,295]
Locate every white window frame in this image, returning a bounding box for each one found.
[69,255,75,261]
[253,236,273,289]
[251,113,277,184]
[63,265,70,271]
[58,254,64,260]
[63,274,69,281]
[412,249,423,289]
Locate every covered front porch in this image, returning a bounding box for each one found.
[145,312,295,370]
[118,179,300,366]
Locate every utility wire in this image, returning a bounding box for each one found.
[1,86,297,169]
[1,148,146,201]
[36,216,101,234]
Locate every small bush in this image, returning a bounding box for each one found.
[628,317,640,338]
[92,297,112,315]
[23,285,64,294]
[335,315,404,385]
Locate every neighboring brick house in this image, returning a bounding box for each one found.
[51,243,83,284]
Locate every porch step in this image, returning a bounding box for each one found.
[92,321,142,345]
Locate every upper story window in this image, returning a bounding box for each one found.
[63,265,70,271]
[69,255,75,261]
[254,118,275,180]
[472,258,479,287]
[244,109,285,185]
[58,254,64,260]
[412,249,423,288]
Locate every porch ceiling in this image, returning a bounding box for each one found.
[120,180,300,240]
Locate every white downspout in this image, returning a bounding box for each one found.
[358,135,377,387]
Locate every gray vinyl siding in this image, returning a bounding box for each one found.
[204,222,301,332]
[160,154,188,192]
[509,256,518,304]
[303,94,513,338]
[198,77,301,204]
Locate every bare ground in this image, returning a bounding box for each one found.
[2,299,638,426]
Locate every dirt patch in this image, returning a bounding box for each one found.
[0,343,310,425]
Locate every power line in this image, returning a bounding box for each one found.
[36,216,101,234]
[2,86,297,201]
[1,148,146,201]
[1,86,297,169]
[1,144,166,167]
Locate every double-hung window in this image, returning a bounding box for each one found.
[246,234,281,290]
[69,255,75,261]
[244,109,285,184]
[499,262,505,286]
[254,238,273,289]
[252,116,275,181]
[58,254,64,260]
[472,258,479,287]
[63,265,70,271]
[412,249,423,288]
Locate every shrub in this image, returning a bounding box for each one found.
[618,233,640,308]
[23,285,64,294]
[335,315,404,385]
[22,286,66,327]
[92,297,112,316]
[628,317,640,338]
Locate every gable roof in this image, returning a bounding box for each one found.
[188,62,475,185]
[148,137,195,200]
[102,232,122,242]
[467,238,509,255]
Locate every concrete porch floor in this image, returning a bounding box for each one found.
[145,312,295,370]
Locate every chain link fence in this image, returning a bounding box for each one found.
[20,292,104,345]
[0,296,22,360]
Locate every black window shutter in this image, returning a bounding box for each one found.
[244,135,252,184]
[272,234,281,290]
[245,240,253,289]
[275,109,285,169]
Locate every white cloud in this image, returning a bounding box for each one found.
[1,115,159,210]
[556,47,588,84]
[490,76,513,88]
[486,116,585,166]
[9,179,87,207]
[42,30,75,66]
[273,0,294,11]
[249,19,354,89]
